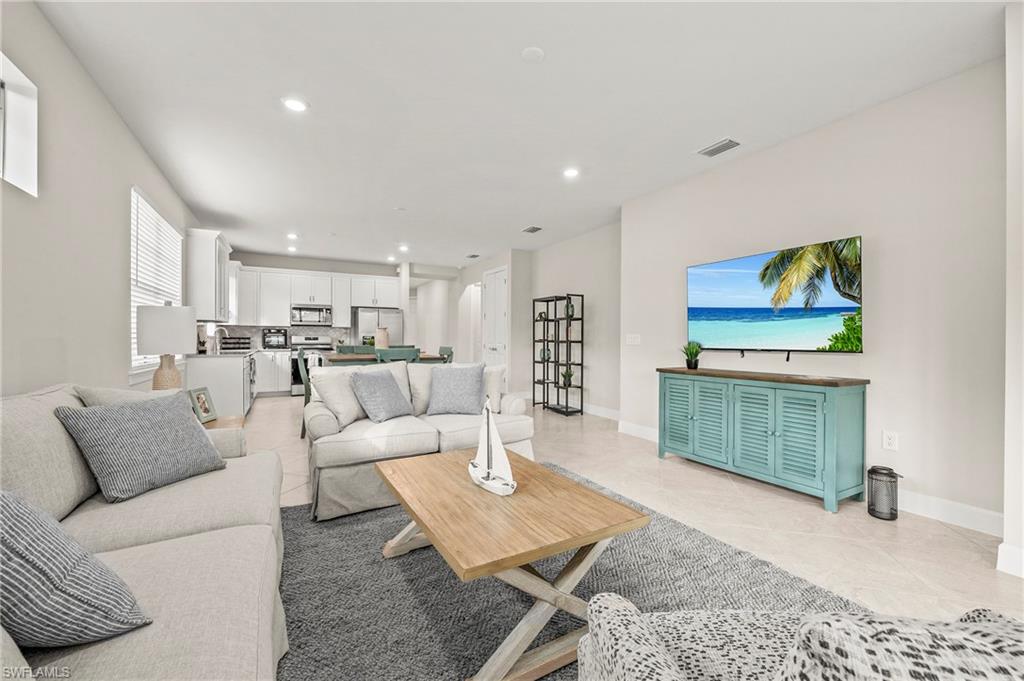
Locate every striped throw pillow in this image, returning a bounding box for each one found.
[54,392,225,503]
[0,491,150,647]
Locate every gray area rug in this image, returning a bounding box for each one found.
[277,465,860,681]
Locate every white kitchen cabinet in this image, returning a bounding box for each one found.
[186,229,232,322]
[236,268,259,326]
[186,353,254,417]
[374,277,400,308]
[351,276,399,308]
[332,275,352,327]
[258,272,292,326]
[351,277,376,307]
[291,274,332,305]
[255,350,292,394]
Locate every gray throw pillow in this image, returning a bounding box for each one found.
[350,370,413,423]
[54,392,225,503]
[74,385,179,407]
[0,491,151,647]
[426,364,486,415]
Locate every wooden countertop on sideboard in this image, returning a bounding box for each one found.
[656,367,869,388]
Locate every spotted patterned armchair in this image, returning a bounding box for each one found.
[577,593,1023,681]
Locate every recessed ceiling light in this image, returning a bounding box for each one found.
[521,46,545,63]
[563,167,580,179]
[398,244,409,253]
[386,255,396,262]
[287,246,297,253]
[281,97,309,113]
[286,233,298,240]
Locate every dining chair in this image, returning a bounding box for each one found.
[297,348,311,438]
[438,346,454,363]
[376,347,420,363]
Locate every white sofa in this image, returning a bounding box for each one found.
[304,362,534,521]
[0,384,287,681]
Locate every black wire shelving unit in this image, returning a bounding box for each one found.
[532,294,584,416]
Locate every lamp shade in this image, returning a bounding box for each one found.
[137,305,197,355]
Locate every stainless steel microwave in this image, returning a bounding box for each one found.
[290,305,333,327]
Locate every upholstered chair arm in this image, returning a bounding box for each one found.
[500,394,527,415]
[304,401,341,440]
[206,427,247,459]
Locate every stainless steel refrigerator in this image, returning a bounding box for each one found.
[353,308,404,345]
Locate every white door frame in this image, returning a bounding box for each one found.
[481,266,509,384]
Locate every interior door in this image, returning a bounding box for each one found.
[481,267,508,371]
[692,381,729,464]
[662,377,693,455]
[733,385,775,475]
[774,389,825,489]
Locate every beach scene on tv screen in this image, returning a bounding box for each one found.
[687,236,862,352]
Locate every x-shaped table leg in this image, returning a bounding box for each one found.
[469,538,612,681]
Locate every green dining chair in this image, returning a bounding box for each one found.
[376,347,420,363]
[297,348,311,439]
[438,346,454,363]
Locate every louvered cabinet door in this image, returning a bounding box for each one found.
[662,378,694,455]
[774,389,825,489]
[693,381,729,463]
[733,385,775,475]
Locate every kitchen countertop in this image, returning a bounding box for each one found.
[324,352,446,363]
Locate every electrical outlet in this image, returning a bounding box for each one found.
[882,430,899,451]
[625,334,641,346]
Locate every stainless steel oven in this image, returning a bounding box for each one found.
[290,335,331,396]
[290,305,332,327]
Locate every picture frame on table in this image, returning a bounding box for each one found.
[188,386,218,423]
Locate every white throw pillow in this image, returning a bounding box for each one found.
[309,361,412,428]
[407,363,432,416]
[483,365,505,413]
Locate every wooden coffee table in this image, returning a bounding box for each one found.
[375,449,649,681]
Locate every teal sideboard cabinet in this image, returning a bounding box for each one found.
[657,367,869,512]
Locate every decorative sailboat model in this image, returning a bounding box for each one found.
[468,405,517,496]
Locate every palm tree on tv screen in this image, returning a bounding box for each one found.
[758,237,861,311]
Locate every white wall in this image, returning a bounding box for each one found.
[1000,5,1024,576]
[414,279,450,354]
[1,3,197,395]
[532,222,622,416]
[620,61,1007,532]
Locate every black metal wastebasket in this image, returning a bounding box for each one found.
[867,466,902,520]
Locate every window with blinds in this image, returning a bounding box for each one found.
[130,188,183,371]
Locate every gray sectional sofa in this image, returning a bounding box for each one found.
[0,384,288,680]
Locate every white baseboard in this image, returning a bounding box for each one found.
[583,403,620,420]
[898,489,1004,538]
[997,542,1023,577]
[618,420,658,442]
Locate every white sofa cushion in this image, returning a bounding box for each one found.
[310,362,411,428]
[311,416,439,468]
[419,413,534,452]
[25,526,285,681]
[61,452,282,556]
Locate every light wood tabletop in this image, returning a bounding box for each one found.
[375,449,649,582]
[376,449,649,680]
[201,415,245,430]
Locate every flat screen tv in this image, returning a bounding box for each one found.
[687,236,862,353]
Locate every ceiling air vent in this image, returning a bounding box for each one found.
[522,225,542,234]
[466,254,480,259]
[697,138,740,158]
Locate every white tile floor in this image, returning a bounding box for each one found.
[247,395,1023,620]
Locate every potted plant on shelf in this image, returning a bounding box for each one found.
[565,300,575,320]
[683,341,703,370]
[561,368,574,387]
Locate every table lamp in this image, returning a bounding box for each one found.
[137,303,197,389]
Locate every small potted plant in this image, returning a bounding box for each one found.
[683,341,703,370]
[565,300,575,320]
[561,367,574,387]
